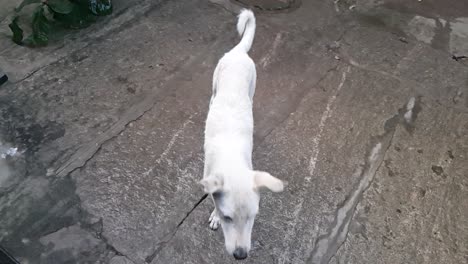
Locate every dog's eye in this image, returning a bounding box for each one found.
[212,191,223,199]
[223,216,233,223]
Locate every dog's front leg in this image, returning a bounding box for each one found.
[203,152,220,230]
[208,202,220,230]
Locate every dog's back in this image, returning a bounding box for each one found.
[205,9,257,168]
[210,9,256,103]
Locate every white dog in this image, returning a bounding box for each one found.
[201,9,285,260]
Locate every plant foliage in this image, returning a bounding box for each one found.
[8,0,113,47]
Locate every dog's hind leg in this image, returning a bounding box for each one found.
[248,67,256,102]
[210,62,221,106]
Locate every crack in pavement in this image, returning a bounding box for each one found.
[307,96,422,264]
[100,234,138,264]
[82,217,133,261]
[53,94,162,179]
[144,194,208,263]
[103,238,128,258]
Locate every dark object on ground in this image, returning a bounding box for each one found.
[234,0,300,12]
[452,55,467,61]
[0,70,8,86]
[8,0,113,47]
[0,245,20,264]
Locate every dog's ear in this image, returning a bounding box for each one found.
[253,171,284,192]
[199,175,224,194]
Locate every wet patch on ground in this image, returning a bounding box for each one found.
[0,101,65,154]
[350,0,468,58]
[0,83,119,264]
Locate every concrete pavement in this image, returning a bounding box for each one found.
[0,0,467,263]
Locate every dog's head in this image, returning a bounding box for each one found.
[200,170,284,260]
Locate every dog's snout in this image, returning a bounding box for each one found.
[233,247,248,260]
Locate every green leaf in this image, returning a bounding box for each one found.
[23,35,39,46]
[24,5,50,46]
[8,16,24,44]
[88,0,112,16]
[15,0,42,12]
[46,0,74,14]
[53,3,96,29]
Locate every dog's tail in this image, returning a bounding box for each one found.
[235,9,256,53]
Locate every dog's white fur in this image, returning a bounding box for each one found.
[201,9,284,259]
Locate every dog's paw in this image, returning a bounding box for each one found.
[209,210,220,230]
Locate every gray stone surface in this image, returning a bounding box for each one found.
[38,225,114,264]
[353,0,468,59]
[110,256,136,264]
[0,0,467,264]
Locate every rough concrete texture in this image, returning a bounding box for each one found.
[0,0,467,263]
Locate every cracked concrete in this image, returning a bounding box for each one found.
[308,94,422,264]
[1,0,468,263]
[144,194,208,263]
